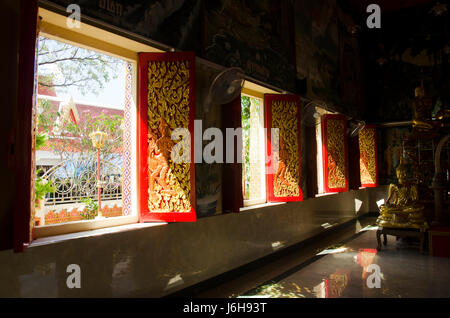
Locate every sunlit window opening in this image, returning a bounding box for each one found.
[34,35,132,226]
[241,95,266,206]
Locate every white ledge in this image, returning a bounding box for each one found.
[315,192,340,198]
[30,221,167,248]
[239,201,286,212]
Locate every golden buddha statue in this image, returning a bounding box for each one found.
[376,159,428,230]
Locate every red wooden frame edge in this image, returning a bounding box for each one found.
[13,0,38,252]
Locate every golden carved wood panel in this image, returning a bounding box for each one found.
[322,114,348,192]
[265,94,302,202]
[359,125,378,187]
[138,52,196,222]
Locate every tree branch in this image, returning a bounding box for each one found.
[38,56,107,66]
[38,77,94,88]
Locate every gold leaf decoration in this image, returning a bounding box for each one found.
[326,118,346,189]
[272,100,300,197]
[147,60,191,212]
[359,127,377,185]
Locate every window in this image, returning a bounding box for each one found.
[241,94,266,206]
[29,7,164,238]
[35,36,132,229]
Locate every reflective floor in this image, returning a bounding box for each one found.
[239,222,450,298]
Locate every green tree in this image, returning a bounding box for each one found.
[36,35,124,165]
[37,36,123,96]
[37,100,123,164]
[35,36,125,205]
[241,95,251,199]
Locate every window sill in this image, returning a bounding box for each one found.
[33,214,141,239]
[30,220,167,248]
[243,198,267,207]
[239,201,286,212]
[315,192,340,198]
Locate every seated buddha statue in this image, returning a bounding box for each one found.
[376,160,428,230]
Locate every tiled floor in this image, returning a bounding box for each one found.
[193,216,450,298]
[240,223,450,298]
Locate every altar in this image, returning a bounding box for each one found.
[376,226,427,253]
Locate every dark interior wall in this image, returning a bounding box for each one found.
[41,0,203,52]
[203,0,297,91]
[41,0,364,116]
[360,1,450,123]
[31,0,367,213]
[356,1,449,185]
[0,1,374,243]
[194,63,223,217]
[0,0,19,250]
[294,0,364,117]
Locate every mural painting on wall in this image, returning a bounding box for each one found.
[364,1,450,123]
[378,127,412,185]
[47,0,202,51]
[340,38,363,118]
[204,0,296,91]
[294,0,340,108]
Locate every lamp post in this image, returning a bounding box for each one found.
[89,130,107,219]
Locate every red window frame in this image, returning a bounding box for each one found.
[137,52,196,222]
[13,0,39,252]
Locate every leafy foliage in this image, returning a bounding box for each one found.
[80,197,98,220]
[241,95,251,199]
[35,125,51,206]
[35,35,125,211]
[37,100,123,165]
[35,171,55,206]
[37,36,123,96]
[35,132,48,151]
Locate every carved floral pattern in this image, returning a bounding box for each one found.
[147,60,191,212]
[359,127,377,185]
[271,100,300,197]
[326,118,346,189]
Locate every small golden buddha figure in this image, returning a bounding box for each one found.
[376,160,428,229]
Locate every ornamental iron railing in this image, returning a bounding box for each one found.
[41,155,122,205]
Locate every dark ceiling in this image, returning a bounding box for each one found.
[348,0,437,13]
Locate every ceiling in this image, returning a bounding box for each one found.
[348,0,437,14]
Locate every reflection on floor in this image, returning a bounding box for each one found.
[240,222,450,298]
